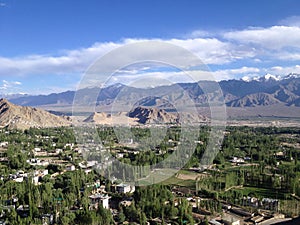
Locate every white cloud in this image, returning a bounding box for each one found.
[266,65,300,75]
[0,80,22,91]
[107,71,212,88]
[224,25,300,50]
[0,41,121,77]
[1,23,300,87]
[0,37,256,78]
[107,67,262,87]
[270,66,283,71]
[279,16,300,27]
[223,66,260,74]
[276,52,300,61]
[167,38,250,64]
[212,67,261,80]
[188,30,214,38]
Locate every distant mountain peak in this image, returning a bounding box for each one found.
[262,73,281,81]
[241,73,300,83]
[242,73,281,82]
[283,73,300,80]
[241,76,253,82]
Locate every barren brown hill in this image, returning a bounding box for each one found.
[83,112,111,123]
[83,111,139,125]
[0,98,71,129]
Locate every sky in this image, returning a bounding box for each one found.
[1,0,300,94]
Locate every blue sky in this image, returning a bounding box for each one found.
[1,0,300,94]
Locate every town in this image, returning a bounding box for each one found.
[0,126,299,224]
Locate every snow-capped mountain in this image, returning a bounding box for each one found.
[241,73,300,83]
[282,73,300,80]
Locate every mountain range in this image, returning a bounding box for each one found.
[2,72,300,129]
[4,73,300,112]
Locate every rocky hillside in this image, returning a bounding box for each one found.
[227,93,281,107]
[128,106,179,124]
[0,98,71,129]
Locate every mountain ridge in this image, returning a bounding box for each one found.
[6,73,300,108]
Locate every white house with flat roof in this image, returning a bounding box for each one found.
[116,183,135,194]
[89,194,110,209]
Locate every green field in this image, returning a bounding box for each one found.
[161,176,196,189]
[231,185,289,199]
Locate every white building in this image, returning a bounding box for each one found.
[89,194,110,209]
[13,177,24,183]
[0,142,8,147]
[229,157,245,164]
[34,147,41,152]
[116,183,135,194]
[66,165,76,171]
[32,176,39,185]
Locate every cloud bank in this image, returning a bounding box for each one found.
[1,22,300,83]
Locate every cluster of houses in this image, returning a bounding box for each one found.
[242,196,280,211]
[228,156,251,164]
[211,203,288,225]
[0,133,295,225]
[8,169,49,185]
[84,182,137,217]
